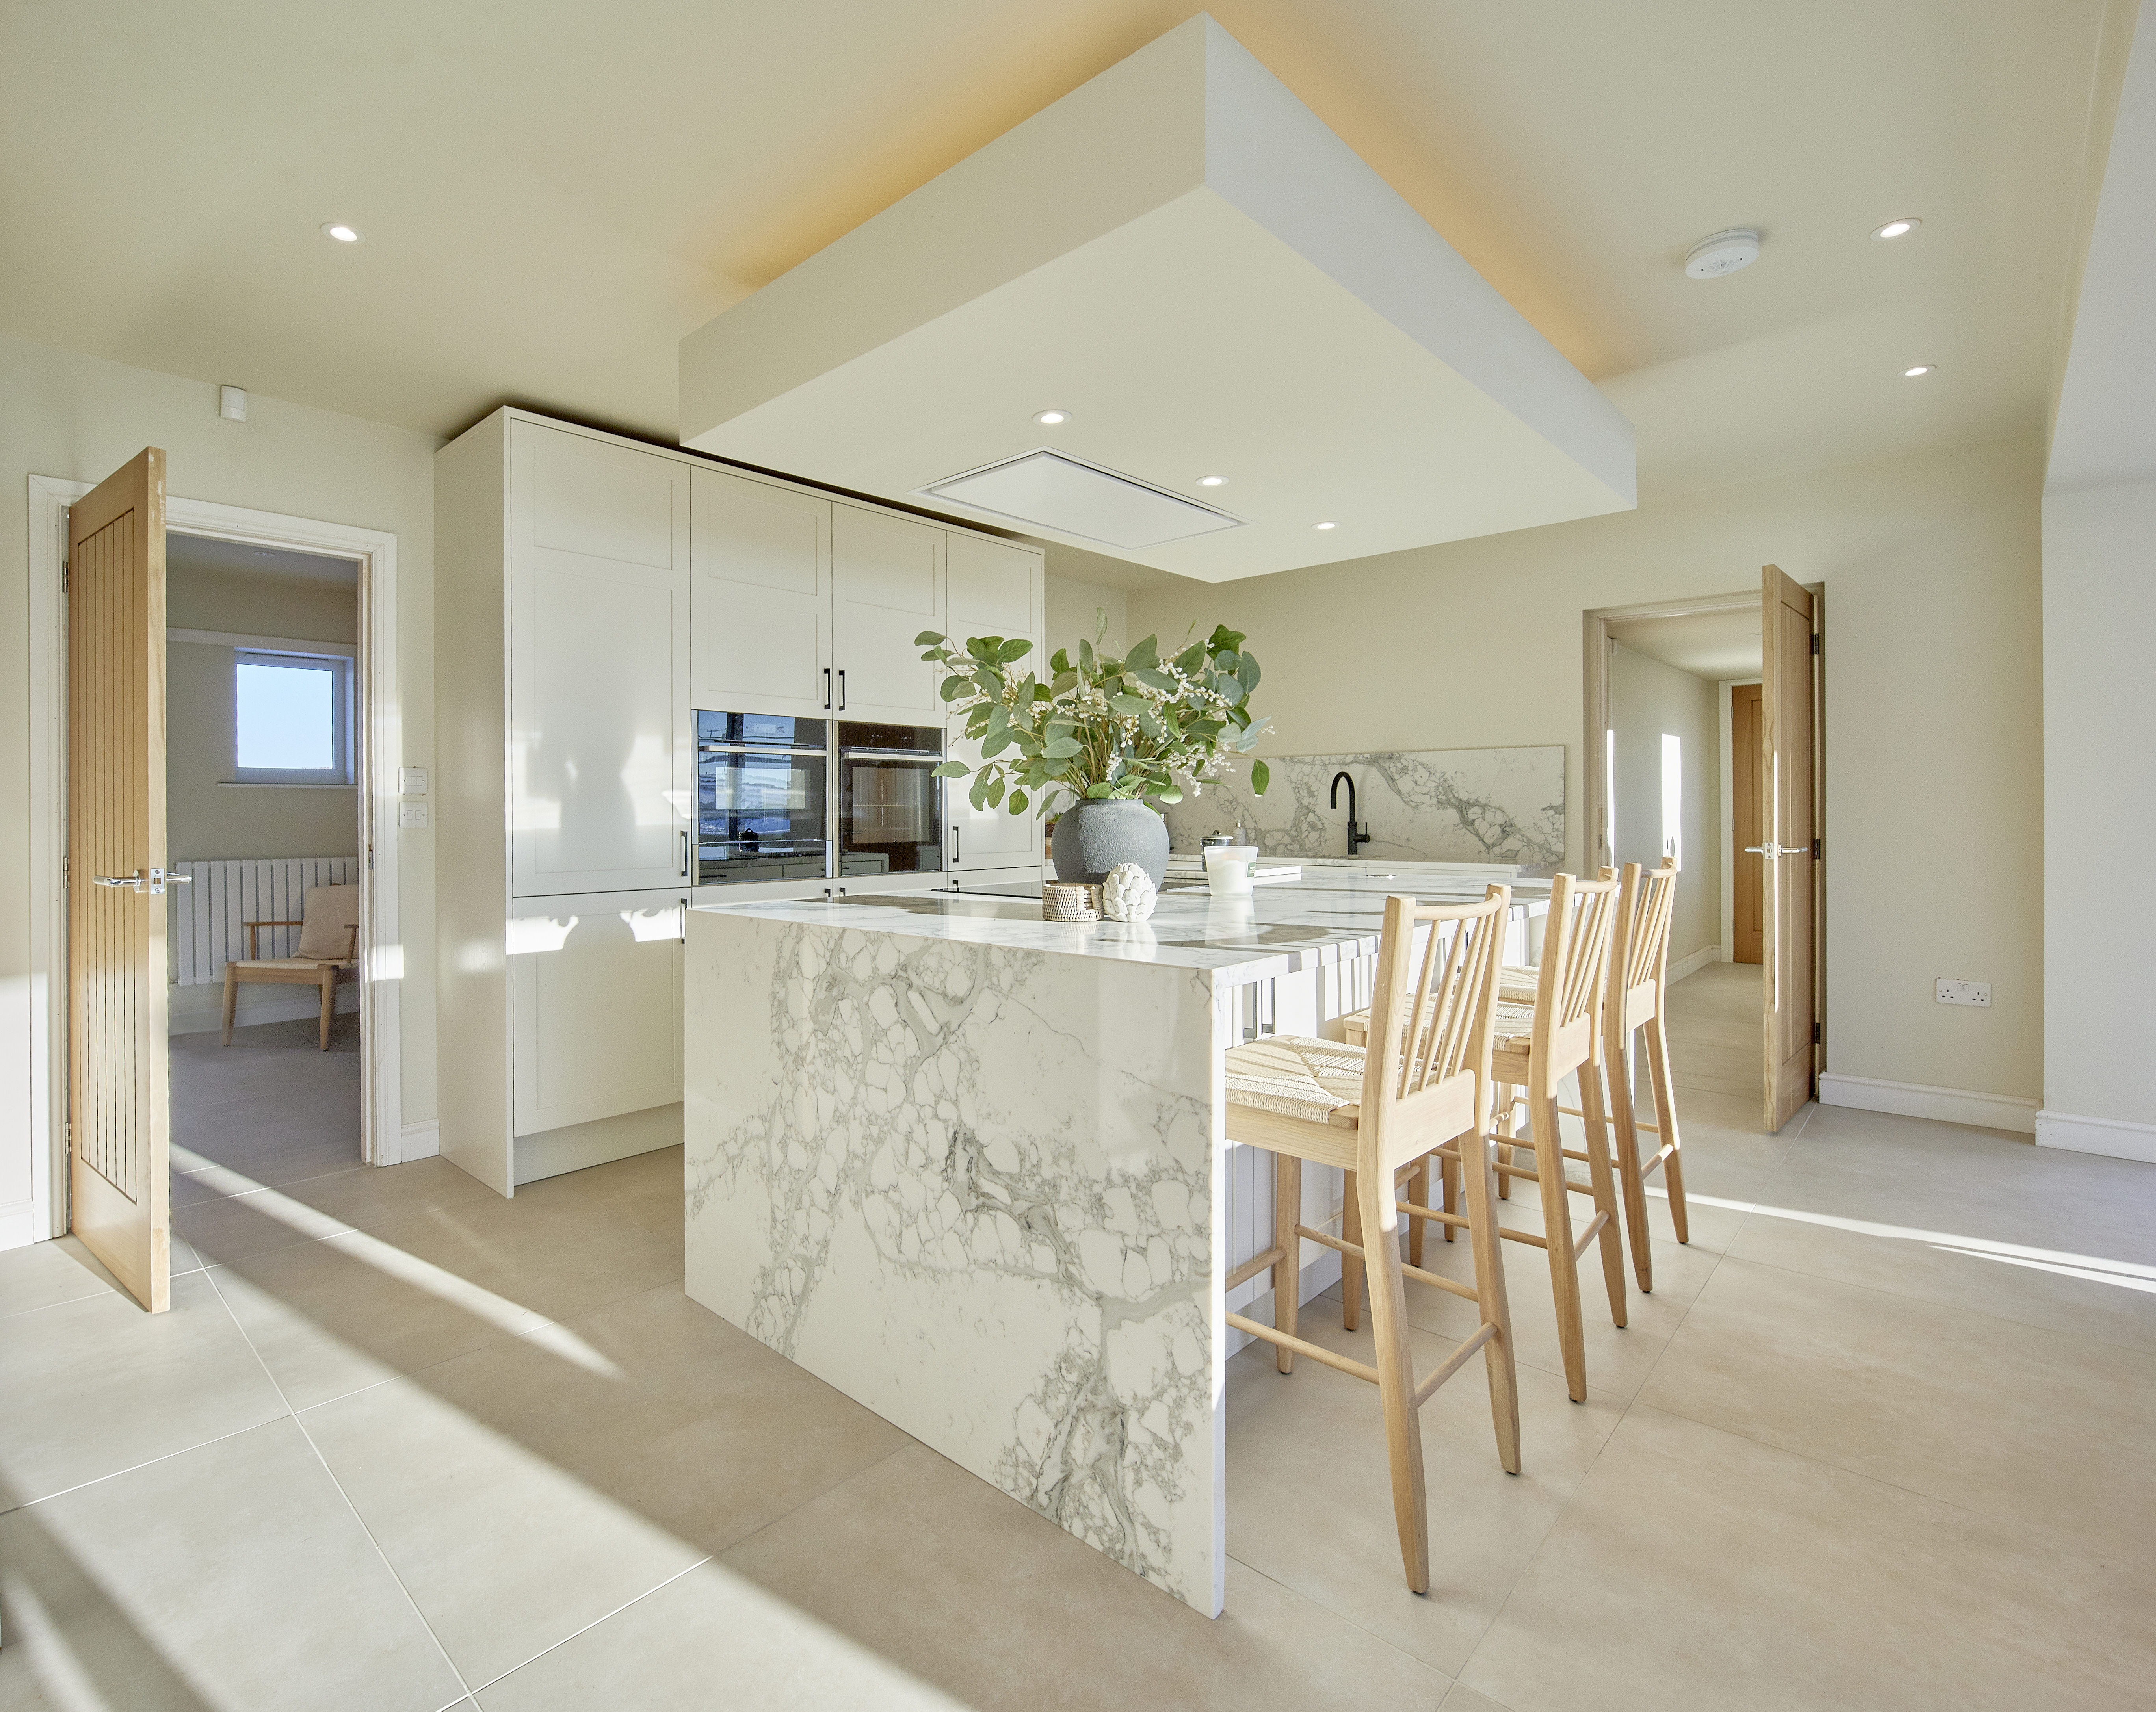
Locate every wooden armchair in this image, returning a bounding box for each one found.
[221,882,359,1050]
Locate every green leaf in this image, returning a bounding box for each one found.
[1128,667,1177,694]
[1107,693,1151,717]
[1173,641,1206,674]
[932,760,972,778]
[1049,647,1071,674]
[914,630,947,648]
[983,728,1017,757]
[1237,654,1261,694]
[984,777,1005,808]
[966,636,1001,663]
[1125,635,1159,670]
[939,674,972,702]
[997,637,1033,663]
[1007,789,1029,814]
[1250,759,1271,795]
[1086,780,1115,799]
[1041,736,1081,758]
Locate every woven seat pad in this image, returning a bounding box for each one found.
[1340,982,1543,1055]
[230,957,349,971]
[1225,1034,1368,1125]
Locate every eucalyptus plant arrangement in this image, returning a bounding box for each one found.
[914,620,1271,816]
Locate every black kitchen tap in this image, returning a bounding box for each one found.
[1329,771,1370,856]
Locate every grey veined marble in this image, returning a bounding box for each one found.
[1163,745,1564,869]
[684,913,1230,1612]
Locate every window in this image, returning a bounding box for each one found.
[233,650,352,784]
[1661,732,1682,868]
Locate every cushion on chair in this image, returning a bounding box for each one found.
[1225,1034,1368,1125]
[296,884,361,960]
[230,958,339,972]
[1498,964,1541,1005]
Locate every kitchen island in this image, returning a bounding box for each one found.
[682,873,1546,1615]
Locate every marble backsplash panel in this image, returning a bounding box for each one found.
[1164,745,1564,869]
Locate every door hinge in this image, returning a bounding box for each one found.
[1810,632,1820,655]
[367,843,374,871]
[1812,837,1821,859]
[62,852,70,886]
[1812,1021,1821,1045]
[63,1118,72,1155]
[60,558,68,594]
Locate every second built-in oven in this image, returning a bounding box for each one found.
[837,722,945,877]
[695,711,831,884]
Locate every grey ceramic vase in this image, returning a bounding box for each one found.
[1052,798,1170,887]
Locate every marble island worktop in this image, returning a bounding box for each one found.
[680,870,1546,1617]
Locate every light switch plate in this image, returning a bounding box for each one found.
[398,802,431,828]
[400,767,429,795]
[1935,977,1990,1008]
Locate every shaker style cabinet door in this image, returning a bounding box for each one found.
[508,424,693,897]
[944,533,1044,869]
[692,468,832,719]
[831,504,944,725]
[509,890,684,1136]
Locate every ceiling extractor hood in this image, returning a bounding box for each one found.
[679,13,1636,583]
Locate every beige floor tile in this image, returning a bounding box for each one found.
[173,1098,365,1191]
[1638,1255,2156,1565]
[1725,1159,2156,1354]
[175,1181,346,1266]
[714,1443,1449,1711]
[1455,1404,2156,1712]
[304,1283,908,1683]
[1782,1101,2147,1203]
[0,1269,288,1505]
[473,1557,973,1711]
[0,1236,135,1322]
[1439,1687,1516,1712]
[1226,1313,1620,1675]
[0,1417,464,1712]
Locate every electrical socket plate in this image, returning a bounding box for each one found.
[398,802,431,828]
[400,767,429,794]
[1935,977,1990,1008]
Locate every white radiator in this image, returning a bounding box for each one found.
[170,857,361,984]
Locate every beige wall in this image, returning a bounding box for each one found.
[168,561,360,861]
[2042,479,2156,1133]
[0,333,439,1240]
[1608,641,1721,965]
[1131,434,2045,1104]
[1043,574,1129,662]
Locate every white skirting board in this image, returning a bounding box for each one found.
[1818,1072,2038,1135]
[1669,944,1722,983]
[2035,1109,2156,1163]
[514,1102,682,1187]
[168,979,360,1036]
[0,1198,33,1254]
[398,1120,441,1162]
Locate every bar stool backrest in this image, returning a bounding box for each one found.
[1526,871,1622,1096]
[1604,858,1679,1032]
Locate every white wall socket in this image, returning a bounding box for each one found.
[400,767,429,794]
[398,802,431,828]
[1935,977,1990,1008]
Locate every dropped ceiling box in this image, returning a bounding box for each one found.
[679,14,1635,582]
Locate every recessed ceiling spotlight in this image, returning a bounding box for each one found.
[1198,475,1225,487]
[1871,217,1922,240]
[1033,409,1071,426]
[1902,364,1937,378]
[1684,228,1760,278]
[320,223,362,243]
[1313,521,1337,531]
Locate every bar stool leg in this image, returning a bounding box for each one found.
[1576,1062,1630,1329]
[1494,1083,1517,1200]
[1340,1169,1364,1332]
[1358,1165,1430,1594]
[1606,1030,1656,1292]
[1439,1144,1460,1243]
[1460,1122,1521,1474]
[1643,1012,1689,1244]
[1271,1151,1300,1374]
[1405,1158,1427,1267]
[1527,1085,1589,1402]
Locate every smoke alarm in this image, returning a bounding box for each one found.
[1684,229,1761,279]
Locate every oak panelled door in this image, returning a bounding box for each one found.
[67,448,173,1312]
[1759,563,1819,1132]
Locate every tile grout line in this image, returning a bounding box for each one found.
[459,1552,715,1699]
[199,1260,481,1707]
[1221,1550,1452,1687]
[0,1413,295,1519]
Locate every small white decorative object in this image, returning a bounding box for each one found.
[1101,861,1158,923]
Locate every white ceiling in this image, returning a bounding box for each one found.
[168,532,359,590]
[1607,608,1763,681]
[0,1,2121,552]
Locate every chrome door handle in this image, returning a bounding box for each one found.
[1745,843,1811,861]
[94,868,192,894]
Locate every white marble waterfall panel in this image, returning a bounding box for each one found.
[1165,746,1564,869]
[683,912,1229,1613]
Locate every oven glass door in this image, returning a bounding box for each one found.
[838,724,944,876]
[697,745,829,883]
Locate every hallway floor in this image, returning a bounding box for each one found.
[3,966,2153,1708]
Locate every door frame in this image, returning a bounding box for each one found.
[27,475,404,1241]
[1581,583,1825,1103]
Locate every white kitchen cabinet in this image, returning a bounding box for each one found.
[509,425,693,897]
[942,533,1046,870]
[510,890,684,1136]
[832,504,945,724]
[692,468,831,719]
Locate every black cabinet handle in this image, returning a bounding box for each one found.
[838,669,846,711]
[952,828,959,864]
[679,830,690,878]
[679,896,688,943]
[823,667,831,710]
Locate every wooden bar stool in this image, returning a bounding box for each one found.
[1597,859,1689,1290]
[1348,873,1627,1404]
[1223,886,1519,1594]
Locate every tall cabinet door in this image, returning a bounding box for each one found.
[831,504,944,725]
[944,534,1045,870]
[692,469,832,719]
[509,424,693,897]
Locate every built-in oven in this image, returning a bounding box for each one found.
[837,722,945,877]
[695,710,831,884]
